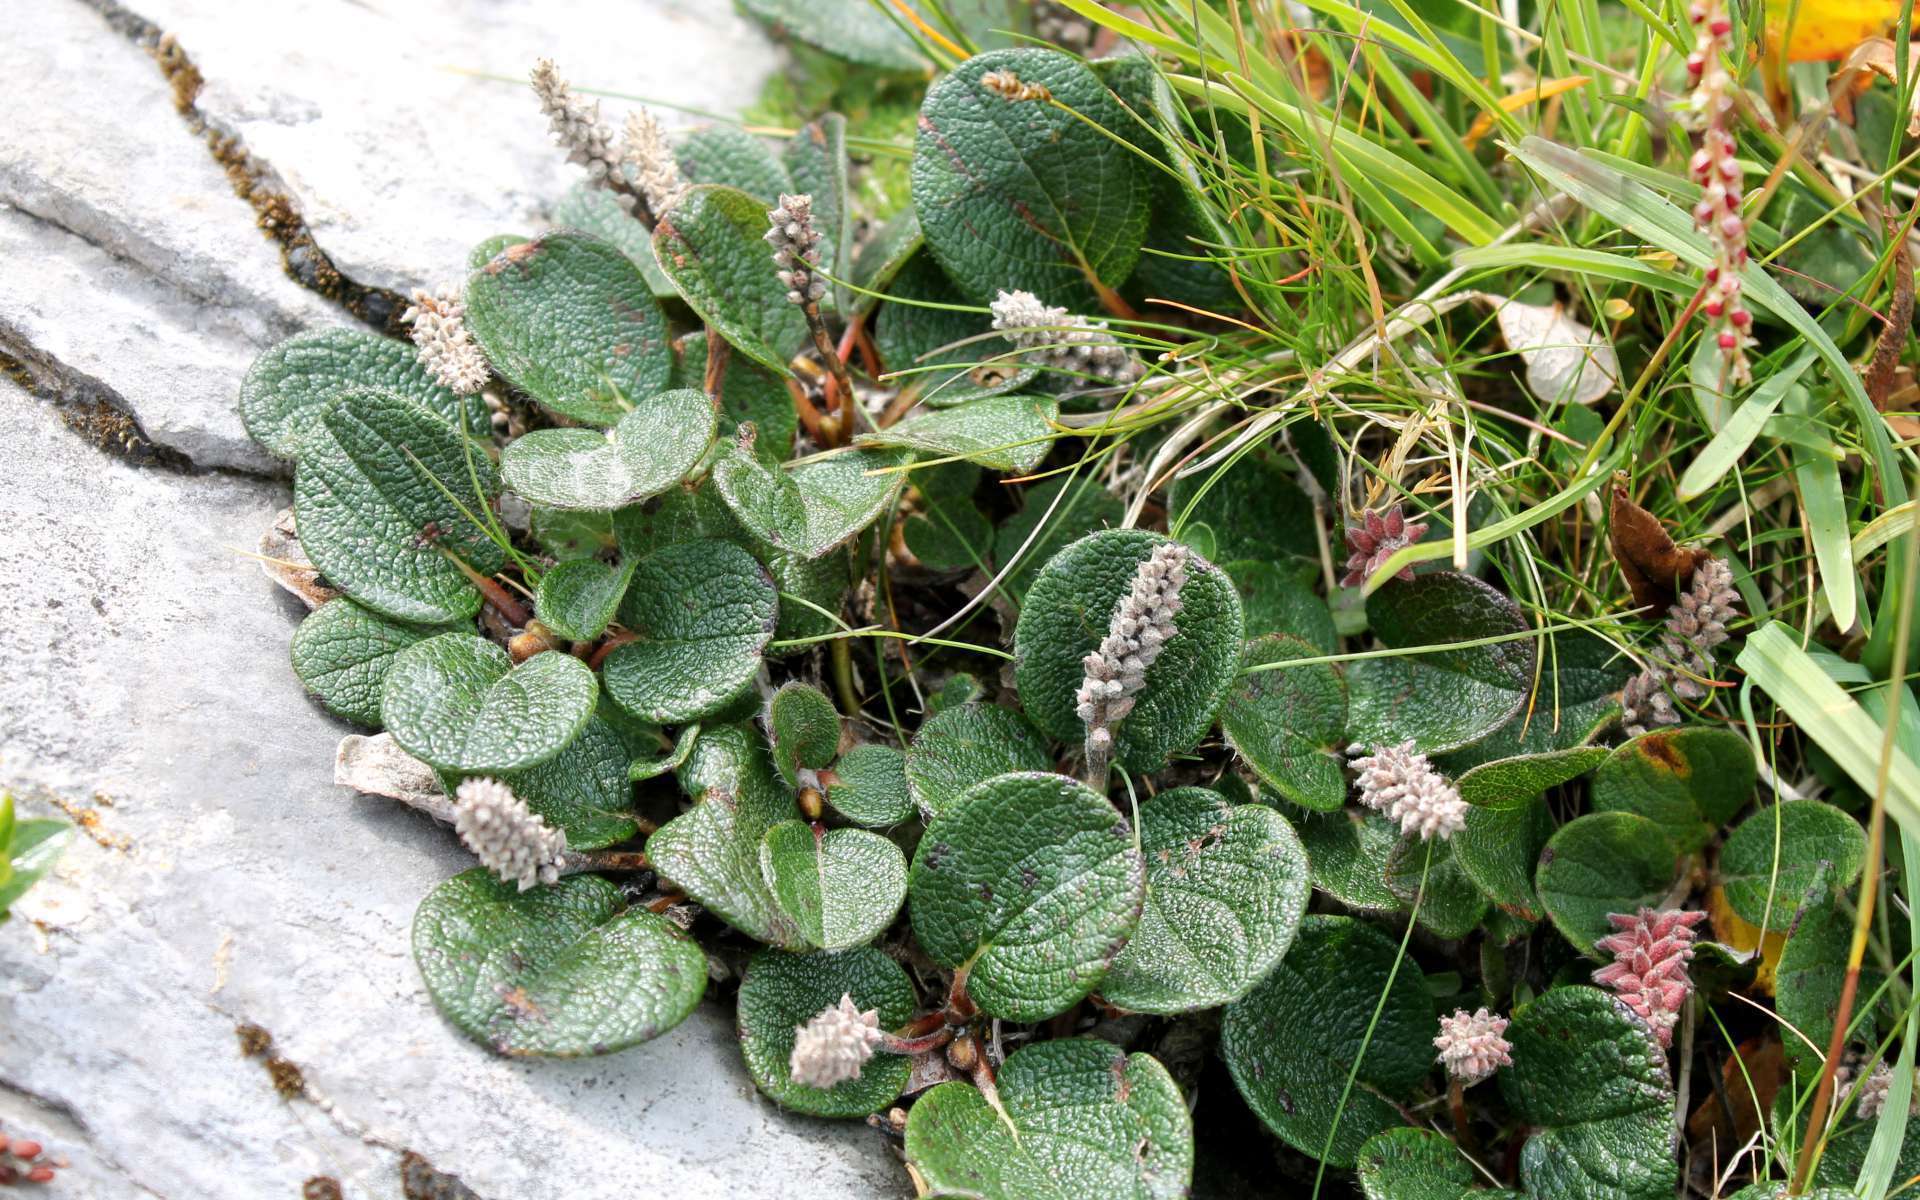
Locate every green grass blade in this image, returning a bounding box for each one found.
[1794,441,1858,632]
[1677,349,1815,500]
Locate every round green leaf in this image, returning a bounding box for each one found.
[765,545,852,654]
[1719,800,1866,928]
[676,125,792,204]
[1224,558,1337,652]
[759,821,907,951]
[1591,726,1756,853]
[905,702,1053,820]
[1457,746,1610,810]
[549,184,675,296]
[1454,797,1555,921]
[500,388,716,510]
[1438,629,1629,770]
[1536,812,1680,955]
[766,682,841,788]
[289,598,452,728]
[1384,835,1491,941]
[651,723,807,948]
[911,49,1149,310]
[240,327,486,459]
[1346,571,1536,754]
[601,540,778,724]
[293,387,504,625]
[1170,445,1319,567]
[856,394,1060,474]
[464,232,672,426]
[711,441,907,560]
[533,558,634,644]
[738,0,924,70]
[1221,634,1348,810]
[1499,986,1676,1200]
[1221,914,1435,1167]
[991,475,1124,606]
[382,634,598,773]
[823,744,916,828]
[411,870,705,1056]
[736,947,916,1118]
[1014,529,1244,775]
[493,714,639,849]
[653,185,808,376]
[1099,788,1309,1014]
[1356,1128,1499,1200]
[905,1039,1193,1200]
[1299,808,1406,914]
[908,772,1144,1021]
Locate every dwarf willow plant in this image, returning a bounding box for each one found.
[236,1,1920,1197]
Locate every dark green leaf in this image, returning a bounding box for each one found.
[905,703,1053,820]
[905,1039,1193,1200]
[1222,634,1348,811]
[1719,800,1866,928]
[1347,571,1536,754]
[548,183,676,296]
[823,744,915,828]
[1385,836,1491,941]
[533,558,634,644]
[650,723,807,948]
[1536,812,1679,955]
[912,49,1149,309]
[1499,986,1676,1200]
[677,126,792,204]
[736,947,916,1117]
[991,475,1124,606]
[858,393,1058,474]
[382,634,597,773]
[500,388,716,510]
[1458,747,1610,810]
[1355,1128,1493,1200]
[1299,808,1406,914]
[1454,797,1554,921]
[766,681,842,788]
[1014,529,1244,775]
[1221,914,1434,1167]
[711,441,906,560]
[465,232,672,426]
[672,331,796,462]
[1224,558,1337,653]
[292,387,503,625]
[909,772,1144,1021]
[759,820,907,950]
[1101,788,1310,1014]
[602,540,779,724]
[1590,727,1755,853]
[240,328,487,459]
[738,0,924,71]
[290,598,452,728]
[412,870,705,1056]
[654,185,809,376]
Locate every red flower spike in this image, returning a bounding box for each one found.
[1342,505,1430,587]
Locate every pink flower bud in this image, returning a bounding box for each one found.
[1718,331,1737,349]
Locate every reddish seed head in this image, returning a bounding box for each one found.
[1709,16,1730,35]
[1704,300,1723,317]
[1718,331,1737,349]
[1693,200,1715,225]
[1705,264,1720,283]
[27,1166,55,1183]
[1719,214,1744,239]
[1687,53,1705,74]
[1730,307,1752,328]
[12,1140,41,1159]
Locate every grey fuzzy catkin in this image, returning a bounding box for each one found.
[1621,557,1739,736]
[788,993,883,1089]
[1348,740,1467,841]
[1076,544,1188,789]
[453,777,568,892]
[765,194,827,306]
[530,59,631,211]
[401,286,489,396]
[990,289,1141,384]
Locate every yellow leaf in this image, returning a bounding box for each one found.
[1603,297,1635,321]
[1768,0,1904,63]
[1463,75,1590,147]
[1707,884,1786,995]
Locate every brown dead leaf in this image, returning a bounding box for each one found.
[1686,1035,1783,1146]
[1834,37,1920,133]
[259,506,337,610]
[1610,476,1711,612]
[1867,215,1914,409]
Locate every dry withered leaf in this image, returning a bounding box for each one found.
[1609,476,1711,612]
[1686,1035,1783,1147]
[259,506,338,610]
[1492,297,1620,406]
[1867,225,1914,409]
[333,733,446,812]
